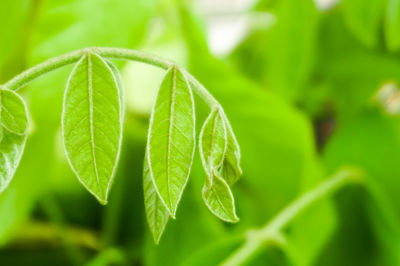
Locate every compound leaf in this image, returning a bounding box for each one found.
[0,88,28,193]
[147,66,195,217]
[144,152,170,244]
[62,53,123,204]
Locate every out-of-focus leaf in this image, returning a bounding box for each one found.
[31,0,159,60]
[323,108,400,265]
[62,53,123,204]
[146,66,195,216]
[385,0,400,51]
[340,0,384,47]
[231,0,318,101]
[0,89,28,194]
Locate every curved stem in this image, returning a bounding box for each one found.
[221,167,364,266]
[3,47,219,107]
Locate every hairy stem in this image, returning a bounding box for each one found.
[3,47,219,107]
[221,167,364,266]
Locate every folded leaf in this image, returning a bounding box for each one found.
[144,152,170,244]
[199,108,227,175]
[0,88,28,193]
[202,169,239,223]
[221,113,242,186]
[62,53,123,204]
[200,108,239,222]
[147,66,195,216]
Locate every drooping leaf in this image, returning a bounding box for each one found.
[144,152,170,244]
[106,60,125,121]
[220,113,242,186]
[199,108,227,174]
[62,53,123,204]
[1,88,28,135]
[385,0,400,51]
[202,169,239,223]
[0,88,28,193]
[199,109,239,222]
[146,66,195,217]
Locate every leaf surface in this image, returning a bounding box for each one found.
[221,114,242,186]
[147,66,195,216]
[200,109,239,222]
[199,108,227,174]
[62,53,123,204]
[202,170,239,223]
[144,152,170,244]
[0,88,28,193]
[385,0,400,51]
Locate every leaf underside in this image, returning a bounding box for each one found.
[202,169,239,223]
[200,109,239,223]
[62,53,123,204]
[147,66,195,216]
[0,88,28,193]
[143,152,170,244]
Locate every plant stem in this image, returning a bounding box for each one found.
[221,167,364,266]
[3,47,219,107]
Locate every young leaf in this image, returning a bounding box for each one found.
[147,66,195,217]
[220,114,242,186]
[62,53,123,204]
[143,151,170,244]
[0,88,28,193]
[199,108,227,175]
[202,169,239,223]
[200,108,239,222]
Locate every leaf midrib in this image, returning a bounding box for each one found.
[87,54,102,197]
[166,67,177,210]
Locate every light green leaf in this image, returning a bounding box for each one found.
[0,88,28,193]
[341,0,384,47]
[147,66,195,217]
[106,60,125,121]
[1,88,28,135]
[62,53,123,205]
[144,152,170,244]
[199,109,239,222]
[385,0,400,51]
[199,108,227,175]
[221,113,242,186]
[202,169,239,223]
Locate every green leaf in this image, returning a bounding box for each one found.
[199,109,239,222]
[1,88,28,135]
[202,169,239,223]
[341,0,384,47]
[0,88,28,193]
[144,152,170,244]
[62,53,123,204]
[220,113,242,186]
[199,108,227,174]
[146,66,195,217]
[385,0,400,51]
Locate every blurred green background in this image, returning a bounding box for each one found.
[1,0,400,265]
